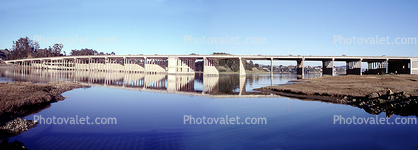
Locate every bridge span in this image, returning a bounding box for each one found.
[4,55,418,78]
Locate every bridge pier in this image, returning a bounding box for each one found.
[270,58,274,75]
[167,57,196,75]
[239,57,246,76]
[346,59,362,75]
[411,58,418,74]
[203,57,219,76]
[322,58,334,76]
[297,58,304,79]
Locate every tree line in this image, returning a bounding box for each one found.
[217,59,260,72]
[5,37,115,60]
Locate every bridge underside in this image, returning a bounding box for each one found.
[5,55,418,79]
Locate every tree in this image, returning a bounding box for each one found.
[69,48,105,56]
[7,37,39,60]
[52,43,64,56]
[255,63,260,68]
[246,60,254,70]
[6,37,67,59]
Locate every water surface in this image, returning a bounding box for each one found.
[1,67,417,149]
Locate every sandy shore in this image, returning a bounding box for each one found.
[0,81,86,138]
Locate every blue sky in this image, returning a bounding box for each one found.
[1,0,417,57]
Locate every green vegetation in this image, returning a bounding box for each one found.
[4,37,114,60]
[6,37,63,60]
[216,59,264,72]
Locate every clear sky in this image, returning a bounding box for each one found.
[1,0,417,57]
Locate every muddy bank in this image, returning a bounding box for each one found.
[255,75,418,117]
[0,81,86,138]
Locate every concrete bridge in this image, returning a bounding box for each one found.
[5,55,418,78]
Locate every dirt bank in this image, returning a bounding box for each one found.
[256,75,418,98]
[0,81,85,115]
[255,75,418,117]
[0,81,86,138]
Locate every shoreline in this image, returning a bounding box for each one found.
[255,75,418,97]
[255,75,418,117]
[0,81,86,138]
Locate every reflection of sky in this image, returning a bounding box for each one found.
[10,86,418,149]
[3,68,418,149]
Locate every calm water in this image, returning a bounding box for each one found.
[1,67,418,150]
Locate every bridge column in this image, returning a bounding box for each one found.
[88,57,91,71]
[144,57,148,73]
[104,57,108,72]
[203,57,219,76]
[322,58,334,76]
[176,58,195,74]
[346,59,362,75]
[74,58,78,71]
[270,58,273,75]
[123,57,126,73]
[167,56,178,74]
[297,58,304,79]
[239,57,246,76]
[410,58,418,74]
[271,58,273,86]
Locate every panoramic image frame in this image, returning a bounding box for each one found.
[1,0,418,150]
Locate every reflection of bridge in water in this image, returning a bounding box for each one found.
[0,68,282,98]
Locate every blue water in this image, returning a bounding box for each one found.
[1,68,418,149]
